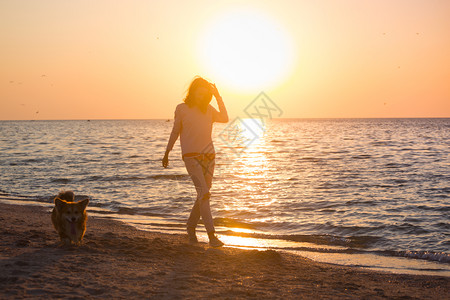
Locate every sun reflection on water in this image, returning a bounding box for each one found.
[217,118,280,227]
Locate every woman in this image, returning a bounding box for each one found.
[162,76,229,247]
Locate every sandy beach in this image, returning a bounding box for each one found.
[0,202,448,299]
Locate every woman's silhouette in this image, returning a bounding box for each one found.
[163,76,229,247]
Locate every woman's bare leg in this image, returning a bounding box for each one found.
[184,157,215,233]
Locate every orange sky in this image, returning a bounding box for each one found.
[1,0,449,120]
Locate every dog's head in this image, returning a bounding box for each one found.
[54,197,89,223]
[56,191,75,202]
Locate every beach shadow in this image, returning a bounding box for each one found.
[0,239,77,296]
[151,242,213,298]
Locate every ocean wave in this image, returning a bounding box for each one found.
[114,206,170,217]
[393,251,450,264]
[370,141,391,146]
[149,174,190,180]
[0,191,36,200]
[218,228,450,265]
[300,157,322,162]
[352,154,372,159]
[385,163,413,168]
[270,139,286,144]
[84,174,189,182]
[22,158,47,163]
[218,228,381,249]
[0,192,91,205]
[281,234,381,248]
[0,189,10,196]
[51,178,71,184]
[315,183,349,190]
[387,223,432,234]
[214,217,258,229]
[345,199,376,206]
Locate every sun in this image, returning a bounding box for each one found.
[197,8,294,92]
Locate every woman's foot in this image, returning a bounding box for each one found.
[208,233,224,247]
[187,228,198,244]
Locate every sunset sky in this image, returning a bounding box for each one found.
[1,0,449,120]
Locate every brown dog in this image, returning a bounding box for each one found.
[51,191,89,245]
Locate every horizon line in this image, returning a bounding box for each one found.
[1,117,449,122]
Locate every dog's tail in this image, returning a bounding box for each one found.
[56,191,75,202]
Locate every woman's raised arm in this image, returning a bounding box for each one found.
[211,83,229,123]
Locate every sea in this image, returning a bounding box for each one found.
[0,118,449,276]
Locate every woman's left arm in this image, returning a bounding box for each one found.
[211,83,229,123]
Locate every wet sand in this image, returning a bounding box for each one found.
[0,202,448,299]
